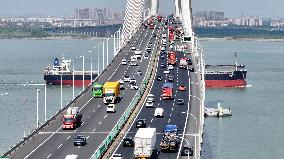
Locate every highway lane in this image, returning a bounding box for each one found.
[113,23,202,159]
[7,22,163,159]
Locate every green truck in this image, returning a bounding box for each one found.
[92,83,103,97]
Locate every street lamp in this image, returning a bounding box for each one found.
[36,89,40,128]
[179,137,190,159]
[106,38,109,65]
[88,50,93,85]
[80,55,85,91]
[190,113,198,159]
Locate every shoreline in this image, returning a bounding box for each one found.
[1,36,284,42]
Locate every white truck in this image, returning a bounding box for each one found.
[134,128,156,159]
[130,56,137,66]
[179,57,188,69]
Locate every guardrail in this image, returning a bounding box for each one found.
[90,44,158,159]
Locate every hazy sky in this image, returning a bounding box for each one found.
[0,0,283,18]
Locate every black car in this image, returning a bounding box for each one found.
[156,76,162,81]
[153,33,156,37]
[181,146,193,156]
[160,63,166,68]
[177,99,184,105]
[167,75,175,82]
[136,119,146,128]
[74,135,87,146]
[160,54,165,59]
[123,137,134,147]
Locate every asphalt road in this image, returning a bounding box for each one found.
[113,23,202,159]
[6,21,164,159]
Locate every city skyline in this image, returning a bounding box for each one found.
[0,0,284,18]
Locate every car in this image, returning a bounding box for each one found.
[123,137,134,147]
[177,99,185,105]
[146,100,154,108]
[154,108,164,117]
[180,146,193,156]
[148,42,153,46]
[160,63,166,68]
[160,54,165,59]
[167,65,174,70]
[178,85,186,91]
[124,76,130,82]
[146,46,152,52]
[164,70,170,74]
[152,33,156,37]
[121,58,127,65]
[107,104,116,113]
[131,83,138,90]
[136,119,146,128]
[167,75,175,82]
[144,53,149,59]
[74,135,87,146]
[161,46,166,51]
[147,94,154,102]
[111,153,123,159]
[136,70,142,75]
[156,76,162,81]
[65,154,78,159]
[131,46,136,50]
[118,80,124,90]
[130,78,136,84]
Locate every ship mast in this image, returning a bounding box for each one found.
[235,52,238,70]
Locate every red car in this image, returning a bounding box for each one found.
[178,85,186,91]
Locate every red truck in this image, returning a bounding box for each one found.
[167,51,177,65]
[157,15,162,22]
[162,83,173,99]
[149,23,155,29]
[62,107,82,130]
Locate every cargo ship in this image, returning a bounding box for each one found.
[205,64,247,87]
[44,58,97,86]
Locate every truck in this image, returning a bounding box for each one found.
[169,32,175,41]
[134,128,156,159]
[62,107,82,130]
[167,52,177,65]
[162,83,173,100]
[179,57,188,69]
[134,51,142,59]
[103,81,120,104]
[160,125,179,152]
[92,83,103,97]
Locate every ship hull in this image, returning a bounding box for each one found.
[205,79,246,87]
[44,74,97,86]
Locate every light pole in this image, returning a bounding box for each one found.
[44,83,47,122]
[179,137,190,159]
[107,38,109,65]
[60,73,62,109]
[113,33,116,56]
[36,89,40,128]
[97,44,101,74]
[80,55,85,90]
[72,59,75,99]
[190,113,198,159]
[103,42,105,69]
[89,50,93,85]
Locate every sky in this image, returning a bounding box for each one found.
[0,0,283,18]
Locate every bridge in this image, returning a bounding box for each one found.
[1,0,205,159]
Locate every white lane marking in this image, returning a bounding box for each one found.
[104,115,107,119]
[46,154,52,158]
[148,126,150,128]
[170,114,172,117]
[172,107,174,111]
[93,128,96,132]
[93,109,96,112]
[172,103,175,106]
[67,136,70,140]
[78,146,81,149]
[57,144,62,149]
[87,136,90,139]
[151,118,154,123]
[81,122,85,126]
[99,121,102,125]
[158,103,160,106]
[74,128,78,133]
[98,105,101,108]
[182,112,186,114]
[24,125,63,159]
[168,119,171,123]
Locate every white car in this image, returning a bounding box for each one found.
[154,108,164,117]
[65,154,78,159]
[167,65,174,70]
[121,58,127,65]
[164,70,170,74]
[131,46,136,50]
[118,80,124,89]
[131,84,138,90]
[107,104,115,113]
[147,94,154,102]
[124,76,130,82]
[130,78,136,84]
[146,100,154,108]
[111,154,123,159]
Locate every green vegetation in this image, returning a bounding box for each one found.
[0,26,48,38]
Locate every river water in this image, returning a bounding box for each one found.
[0,39,283,159]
